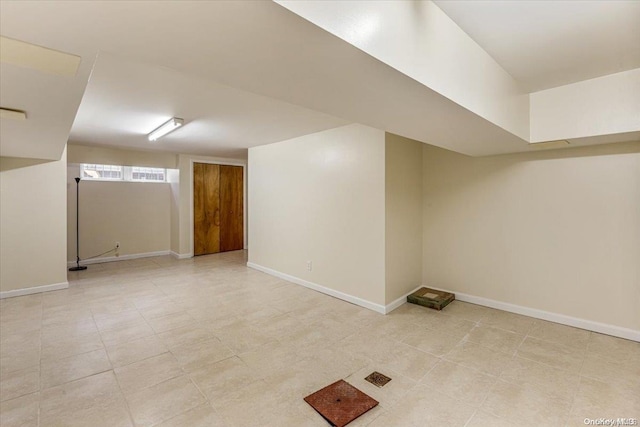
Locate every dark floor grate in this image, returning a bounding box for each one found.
[304,379,378,427]
[364,371,392,388]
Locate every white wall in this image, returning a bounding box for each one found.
[66,164,171,262]
[530,69,640,142]
[167,169,180,254]
[276,0,530,140]
[68,143,178,168]
[248,124,387,306]
[1,147,68,296]
[385,133,423,304]
[422,141,640,332]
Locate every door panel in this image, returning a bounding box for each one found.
[220,165,244,252]
[193,163,221,255]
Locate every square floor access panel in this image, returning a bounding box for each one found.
[304,380,379,427]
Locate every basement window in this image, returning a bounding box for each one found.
[130,166,166,182]
[80,164,166,183]
[81,164,123,180]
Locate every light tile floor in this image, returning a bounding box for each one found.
[1,250,638,426]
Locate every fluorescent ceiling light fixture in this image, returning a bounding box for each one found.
[148,117,184,141]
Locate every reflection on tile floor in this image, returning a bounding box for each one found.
[1,250,638,426]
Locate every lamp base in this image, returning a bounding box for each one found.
[68,265,87,271]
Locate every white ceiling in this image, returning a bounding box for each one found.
[69,53,348,158]
[434,0,640,92]
[1,1,638,160]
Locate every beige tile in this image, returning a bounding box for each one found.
[146,311,195,333]
[126,376,205,427]
[401,327,463,357]
[482,380,572,426]
[0,366,39,402]
[213,320,272,354]
[499,356,580,401]
[190,356,256,402]
[517,336,585,373]
[0,331,40,357]
[0,348,41,375]
[158,324,216,349]
[170,337,234,372]
[0,392,39,427]
[440,300,492,323]
[581,352,640,394]
[40,320,98,342]
[250,313,305,340]
[212,379,317,427]
[154,404,227,427]
[480,310,535,334]
[114,352,183,395]
[44,252,640,427]
[465,324,525,354]
[421,360,496,407]
[372,342,439,380]
[137,300,184,320]
[344,365,416,409]
[586,332,640,364]
[528,319,591,350]
[466,410,515,427]
[40,371,132,427]
[444,341,513,376]
[99,320,155,348]
[380,383,476,427]
[41,307,94,328]
[297,346,371,381]
[93,310,145,332]
[41,348,111,389]
[41,331,104,361]
[238,340,306,378]
[106,335,167,368]
[0,317,41,337]
[567,377,640,426]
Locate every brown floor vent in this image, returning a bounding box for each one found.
[407,287,455,310]
[304,379,378,427]
[364,371,391,388]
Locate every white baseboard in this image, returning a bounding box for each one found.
[247,262,387,314]
[427,286,640,342]
[245,262,639,342]
[0,281,69,299]
[384,285,424,314]
[67,250,170,267]
[170,251,192,259]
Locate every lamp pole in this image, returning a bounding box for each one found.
[69,177,87,271]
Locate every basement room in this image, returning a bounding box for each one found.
[1,1,639,426]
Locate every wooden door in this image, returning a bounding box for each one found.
[219,165,244,252]
[193,163,220,255]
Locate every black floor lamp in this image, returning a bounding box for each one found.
[69,177,87,271]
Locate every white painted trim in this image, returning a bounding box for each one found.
[0,281,69,299]
[66,250,170,267]
[170,251,192,260]
[426,286,640,342]
[247,262,386,314]
[244,262,639,341]
[189,159,248,257]
[384,285,424,314]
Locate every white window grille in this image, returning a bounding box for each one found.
[80,164,123,180]
[80,164,166,183]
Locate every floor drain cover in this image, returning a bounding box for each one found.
[304,379,378,427]
[364,371,392,388]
